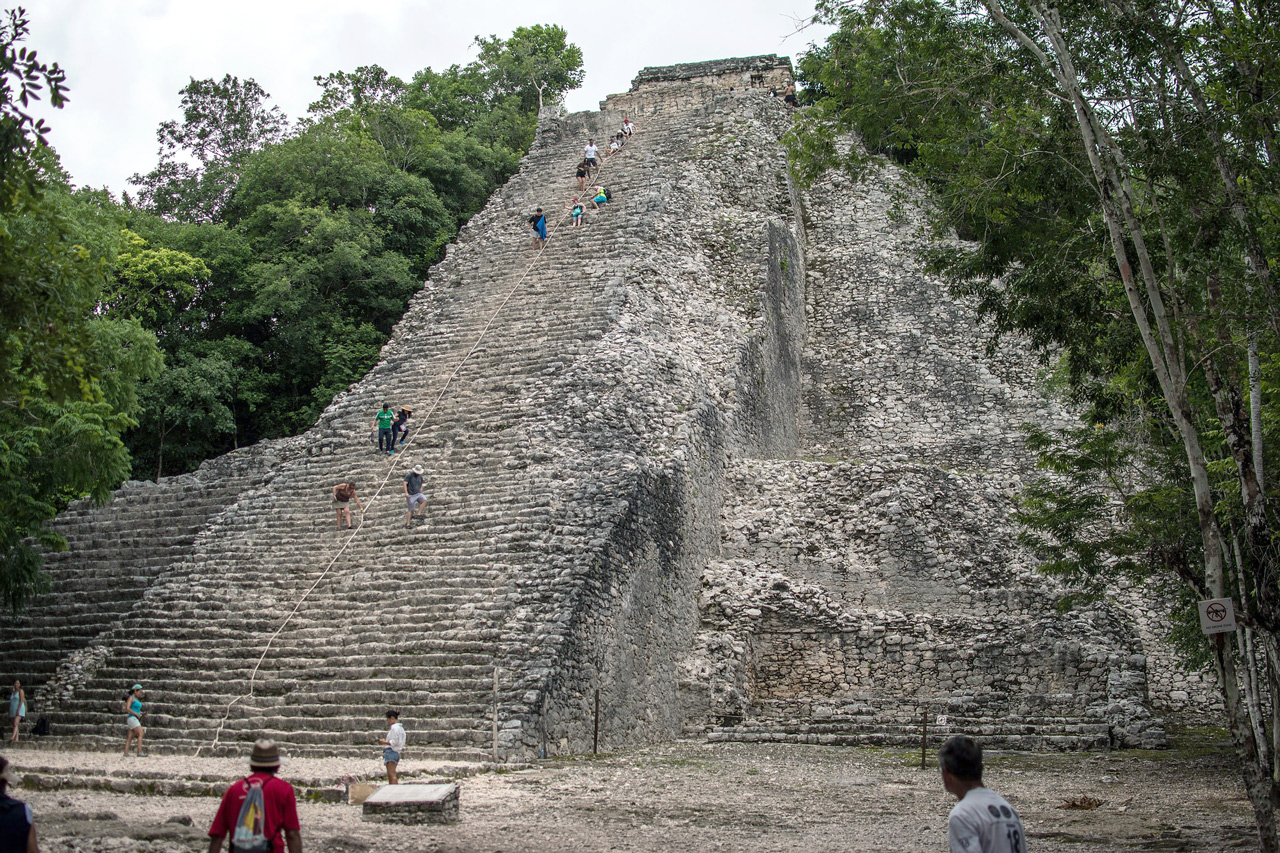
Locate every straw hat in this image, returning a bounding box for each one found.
[249,738,282,769]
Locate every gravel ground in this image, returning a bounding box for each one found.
[6,737,1258,852]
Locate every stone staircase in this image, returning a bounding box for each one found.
[2,55,1166,761]
[3,59,812,760]
[0,442,294,707]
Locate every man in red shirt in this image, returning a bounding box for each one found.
[208,739,301,853]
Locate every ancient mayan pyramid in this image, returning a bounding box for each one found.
[0,57,1183,759]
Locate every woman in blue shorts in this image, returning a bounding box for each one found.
[123,684,144,756]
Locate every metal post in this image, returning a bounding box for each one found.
[593,688,600,755]
[920,707,928,769]
[539,692,548,760]
[492,667,499,764]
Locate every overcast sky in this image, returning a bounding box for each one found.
[27,1,832,194]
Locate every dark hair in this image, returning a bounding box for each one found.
[0,756,8,789]
[386,710,400,720]
[382,403,390,409]
[938,735,983,781]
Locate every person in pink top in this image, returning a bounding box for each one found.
[208,739,301,853]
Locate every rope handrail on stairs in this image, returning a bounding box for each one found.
[201,128,631,754]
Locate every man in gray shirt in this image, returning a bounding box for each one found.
[939,735,1026,853]
[403,465,427,528]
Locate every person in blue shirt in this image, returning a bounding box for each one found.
[529,208,547,249]
[123,684,144,757]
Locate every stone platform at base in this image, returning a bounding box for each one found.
[361,782,460,824]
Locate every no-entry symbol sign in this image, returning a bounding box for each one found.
[1198,598,1237,635]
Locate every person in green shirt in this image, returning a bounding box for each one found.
[373,403,396,454]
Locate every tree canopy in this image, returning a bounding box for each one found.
[0,17,583,606]
[115,24,583,478]
[0,9,161,610]
[796,0,1279,845]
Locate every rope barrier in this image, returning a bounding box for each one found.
[201,127,630,754]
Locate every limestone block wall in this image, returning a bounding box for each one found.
[6,56,1204,759]
[607,56,793,122]
[680,149,1169,750]
[494,78,809,755]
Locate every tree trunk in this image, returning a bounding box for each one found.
[980,3,1280,847]
[1250,335,1265,495]
[1217,632,1280,852]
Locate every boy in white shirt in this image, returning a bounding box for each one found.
[379,710,407,784]
[939,735,1026,853]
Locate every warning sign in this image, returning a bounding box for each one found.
[1197,598,1237,635]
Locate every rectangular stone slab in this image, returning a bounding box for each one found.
[347,782,378,805]
[361,782,459,824]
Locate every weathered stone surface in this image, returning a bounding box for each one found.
[0,56,1201,760]
[362,782,460,824]
[676,135,1179,751]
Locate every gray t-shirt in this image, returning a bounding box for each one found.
[948,787,1025,853]
[405,472,423,495]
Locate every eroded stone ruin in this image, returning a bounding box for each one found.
[0,57,1201,760]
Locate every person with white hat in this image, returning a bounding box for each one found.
[0,756,38,852]
[123,684,144,757]
[207,739,301,853]
[403,465,428,528]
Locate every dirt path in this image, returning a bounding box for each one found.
[12,738,1257,852]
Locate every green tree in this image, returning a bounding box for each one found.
[0,6,67,196]
[473,24,585,110]
[115,25,581,479]
[130,75,287,222]
[798,0,1280,845]
[0,14,161,608]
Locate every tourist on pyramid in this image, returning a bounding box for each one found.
[622,117,634,137]
[123,684,144,757]
[608,135,620,154]
[576,159,588,192]
[8,679,24,744]
[404,465,428,528]
[331,482,363,530]
[939,735,1025,853]
[529,208,547,249]
[782,82,797,107]
[589,186,610,210]
[583,139,599,175]
[207,739,301,853]
[0,756,38,853]
[373,403,395,455]
[391,406,413,448]
[571,199,584,227]
[379,710,407,785]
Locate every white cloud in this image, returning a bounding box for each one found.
[25,1,831,192]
